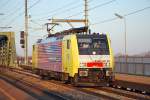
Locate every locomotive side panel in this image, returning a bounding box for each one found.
[71,35,80,77]
[106,33,114,70]
[37,41,63,72]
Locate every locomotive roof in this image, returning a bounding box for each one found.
[47,27,107,37]
[36,27,107,44]
[47,27,88,37]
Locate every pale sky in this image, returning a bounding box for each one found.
[0,0,150,56]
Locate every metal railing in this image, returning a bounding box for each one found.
[115,56,150,76]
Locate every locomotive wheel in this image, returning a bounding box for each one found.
[71,74,78,86]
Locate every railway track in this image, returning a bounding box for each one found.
[48,80,150,100]
[38,75,150,100]
[96,87,150,100]
[17,67,150,95]
[0,67,149,100]
[0,69,70,100]
[0,75,68,100]
[0,78,36,100]
[0,68,105,100]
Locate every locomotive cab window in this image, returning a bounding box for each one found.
[93,38,108,49]
[67,40,71,49]
[77,35,109,55]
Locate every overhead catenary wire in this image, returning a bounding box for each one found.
[0,0,20,15]
[30,20,45,30]
[2,0,42,29]
[28,0,41,9]
[2,1,150,31]
[124,6,150,16]
[0,2,24,23]
[50,3,83,17]
[33,0,100,21]
[33,0,82,20]
[90,17,117,25]
[0,0,10,9]
[31,0,115,22]
[90,6,150,26]
[89,0,116,11]
[65,0,116,18]
[30,20,42,26]
[30,0,116,32]
[3,0,79,28]
[88,0,96,3]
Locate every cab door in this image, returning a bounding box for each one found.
[62,39,72,74]
[66,40,73,75]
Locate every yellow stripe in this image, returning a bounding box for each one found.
[0,87,16,100]
[106,33,114,69]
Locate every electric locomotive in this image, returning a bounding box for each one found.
[32,27,114,86]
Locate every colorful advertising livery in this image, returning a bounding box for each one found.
[32,27,114,86]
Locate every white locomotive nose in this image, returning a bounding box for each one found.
[92,51,96,55]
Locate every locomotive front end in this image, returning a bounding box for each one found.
[75,33,114,86]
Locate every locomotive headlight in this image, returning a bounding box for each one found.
[106,62,110,67]
[92,51,96,55]
[104,60,110,67]
[106,71,110,76]
[79,69,88,77]
[104,62,109,67]
[106,70,112,76]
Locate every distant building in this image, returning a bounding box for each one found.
[17,56,32,65]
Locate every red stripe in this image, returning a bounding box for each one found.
[86,62,103,68]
